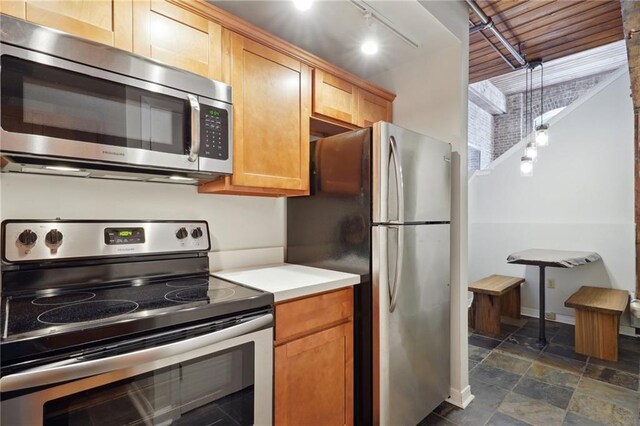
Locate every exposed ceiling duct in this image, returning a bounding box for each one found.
[466,0,527,68]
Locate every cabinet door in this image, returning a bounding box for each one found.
[228,33,310,191]
[2,0,132,51]
[313,69,358,125]
[358,89,392,127]
[275,322,354,426]
[133,0,222,80]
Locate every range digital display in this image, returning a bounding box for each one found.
[104,228,145,245]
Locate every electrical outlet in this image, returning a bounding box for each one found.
[546,278,555,289]
[545,312,556,321]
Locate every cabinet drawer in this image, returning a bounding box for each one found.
[275,287,353,344]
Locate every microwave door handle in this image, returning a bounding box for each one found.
[188,94,200,162]
[0,314,273,393]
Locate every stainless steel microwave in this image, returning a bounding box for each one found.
[0,15,232,183]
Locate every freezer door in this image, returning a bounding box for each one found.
[372,122,451,224]
[373,224,450,426]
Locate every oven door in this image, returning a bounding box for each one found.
[1,314,273,426]
[0,45,201,172]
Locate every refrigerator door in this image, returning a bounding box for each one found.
[372,122,451,224]
[373,223,450,426]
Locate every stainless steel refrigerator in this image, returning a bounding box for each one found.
[287,122,451,426]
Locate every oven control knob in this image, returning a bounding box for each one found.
[45,229,64,245]
[17,229,37,246]
[176,227,189,240]
[191,227,203,239]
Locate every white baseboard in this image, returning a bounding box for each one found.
[520,307,575,325]
[520,307,637,337]
[447,385,474,409]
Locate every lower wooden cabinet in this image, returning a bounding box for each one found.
[274,288,354,426]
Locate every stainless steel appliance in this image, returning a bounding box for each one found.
[0,15,232,183]
[287,122,451,425]
[1,220,272,425]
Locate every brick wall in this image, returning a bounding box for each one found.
[492,72,613,159]
[468,100,493,174]
[468,146,481,176]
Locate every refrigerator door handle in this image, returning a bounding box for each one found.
[389,136,405,224]
[388,224,404,312]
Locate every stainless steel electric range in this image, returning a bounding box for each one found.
[0,220,273,426]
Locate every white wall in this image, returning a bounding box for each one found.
[373,0,472,408]
[469,69,635,326]
[0,174,285,253]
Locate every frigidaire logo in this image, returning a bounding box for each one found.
[102,150,125,157]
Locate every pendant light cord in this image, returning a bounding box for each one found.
[524,66,528,141]
[540,63,544,127]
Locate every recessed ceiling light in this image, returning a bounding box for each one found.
[45,166,81,172]
[361,40,379,55]
[293,0,312,11]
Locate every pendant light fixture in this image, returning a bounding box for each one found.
[520,63,535,175]
[519,59,547,176]
[520,155,533,176]
[535,61,549,147]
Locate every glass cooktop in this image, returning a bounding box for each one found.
[1,275,268,341]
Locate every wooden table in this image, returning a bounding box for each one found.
[507,249,601,346]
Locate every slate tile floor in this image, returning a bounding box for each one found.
[421,317,640,426]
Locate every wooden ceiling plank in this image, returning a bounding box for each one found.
[478,1,614,46]
[469,18,623,68]
[469,3,621,54]
[470,20,622,68]
[478,0,553,25]
[524,30,624,62]
[523,18,624,58]
[469,0,624,83]
[470,64,517,83]
[470,33,624,83]
[470,56,512,73]
[519,11,623,53]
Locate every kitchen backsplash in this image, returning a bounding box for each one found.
[0,173,285,252]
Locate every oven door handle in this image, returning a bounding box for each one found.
[0,314,272,393]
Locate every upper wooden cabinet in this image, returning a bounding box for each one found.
[358,89,392,128]
[1,0,133,51]
[199,32,310,195]
[132,0,222,80]
[313,68,393,128]
[313,69,358,126]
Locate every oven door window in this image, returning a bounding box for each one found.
[42,343,255,426]
[1,55,189,155]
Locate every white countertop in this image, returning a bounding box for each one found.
[211,263,361,302]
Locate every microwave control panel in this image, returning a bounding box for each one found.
[200,105,229,161]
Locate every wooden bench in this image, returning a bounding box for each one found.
[565,286,629,362]
[469,275,524,337]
